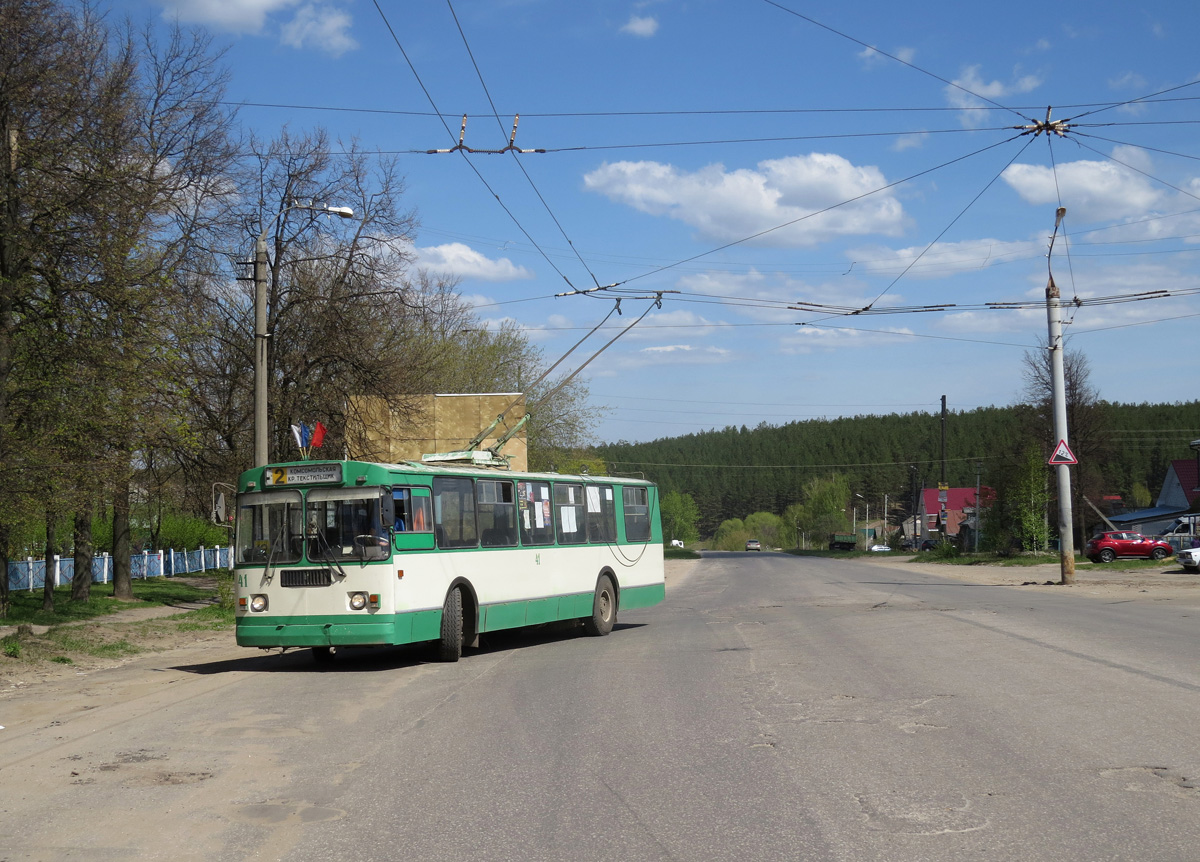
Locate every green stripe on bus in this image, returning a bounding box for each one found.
[619,582,666,610]
[236,582,664,648]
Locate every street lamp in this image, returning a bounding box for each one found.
[856,493,869,548]
[253,201,355,467]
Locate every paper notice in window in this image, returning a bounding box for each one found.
[586,486,602,513]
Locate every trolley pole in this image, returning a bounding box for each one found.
[1046,207,1075,584]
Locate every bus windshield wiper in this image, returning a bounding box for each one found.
[309,529,348,580]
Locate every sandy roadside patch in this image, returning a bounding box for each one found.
[849,553,1200,603]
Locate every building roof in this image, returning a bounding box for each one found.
[1172,458,1199,506]
[1109,505,1190,526]
[920,487,991,512]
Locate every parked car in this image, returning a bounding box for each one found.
[1085,531,1173,563]
[745,539,761,551]
[1177,545,1200,573]
[869,544,891,553]
[669,539,684,548]
[919,539,936,551]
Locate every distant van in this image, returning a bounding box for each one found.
[1158,514,1200,549]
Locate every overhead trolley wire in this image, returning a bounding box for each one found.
[615,134,1024,289]
[369,0,582,290]
[758,0,1036,124]
[444,0,602,289]
[222,94,1200,122]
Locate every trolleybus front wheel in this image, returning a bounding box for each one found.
[437,587,464,662]
[583,574,616,637]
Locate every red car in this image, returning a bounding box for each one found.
[1085,531,1172,563]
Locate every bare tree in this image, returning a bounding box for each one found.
[0,1,238,606]
[1021,339,1109,541]
[172,128,440,487]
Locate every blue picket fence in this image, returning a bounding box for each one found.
[6,547,231,591]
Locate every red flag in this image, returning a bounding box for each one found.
[311,421,327,448]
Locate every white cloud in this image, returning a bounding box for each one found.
[583,154,907,247]
[783,323,915,355]
[620,15,659,37]
[1002,149,1165,221]
[280,4,358,56]
[156,0,357,55]
[848,237,1043,279]
[892,132,928,152]
[858,45,914,68]
[619,343,732,369]
[946,64,1041,127]
[415,243,533,281]
[158,0,297,31]
[1109,71,1148,91]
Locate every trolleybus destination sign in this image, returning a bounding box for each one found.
[264,463,343,486]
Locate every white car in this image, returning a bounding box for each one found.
[869,544,891,553]
[1178,546,1200,573]
[669,539,684,548]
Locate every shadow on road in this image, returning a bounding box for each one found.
[171,621,647,675]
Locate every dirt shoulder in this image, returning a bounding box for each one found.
[851,553,1200,604]
[3,556,1195,701]
[0,578,233,696]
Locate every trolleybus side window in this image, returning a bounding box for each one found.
[517,480,554,546]
[478,479,518,547]
[236,489,303,564]
[433,476,478,549]
[392,487,433,533]
[306,488,391,562]
[554,482,587,545]
[623,486,652,542]
[585,484,617,543]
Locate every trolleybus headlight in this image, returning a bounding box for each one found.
[349,591,368,611]
[250,594,268,613]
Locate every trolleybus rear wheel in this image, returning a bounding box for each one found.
[583,574,616,637]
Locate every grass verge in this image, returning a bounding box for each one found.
[2,575,227,627]
[1,574,235,675]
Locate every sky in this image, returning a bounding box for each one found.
[121,0,1200,445]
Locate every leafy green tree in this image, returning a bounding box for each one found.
[781,502,805,549]
[796,474,852,539]
[985,443,1051,553]
[712,518,749,551]
[660,491,699,545]
[1,3,237,607]
[744,511,783,548]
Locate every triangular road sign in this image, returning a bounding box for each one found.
[1048,439,1077,465]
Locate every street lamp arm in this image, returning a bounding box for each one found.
[258,200,357,244]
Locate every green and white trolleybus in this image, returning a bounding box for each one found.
[234,459,665,662]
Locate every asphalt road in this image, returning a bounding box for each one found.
[2,552,1199,861]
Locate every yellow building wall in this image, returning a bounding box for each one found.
[347,393,527,472]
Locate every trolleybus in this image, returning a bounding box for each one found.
[233,459,665,662]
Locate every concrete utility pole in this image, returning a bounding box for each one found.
[1046,206,1075,584]
[251,202,355,468]
[253,235,269,468]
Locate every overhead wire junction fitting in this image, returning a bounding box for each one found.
[426,114,547,154]
[1015,106,1072,138]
